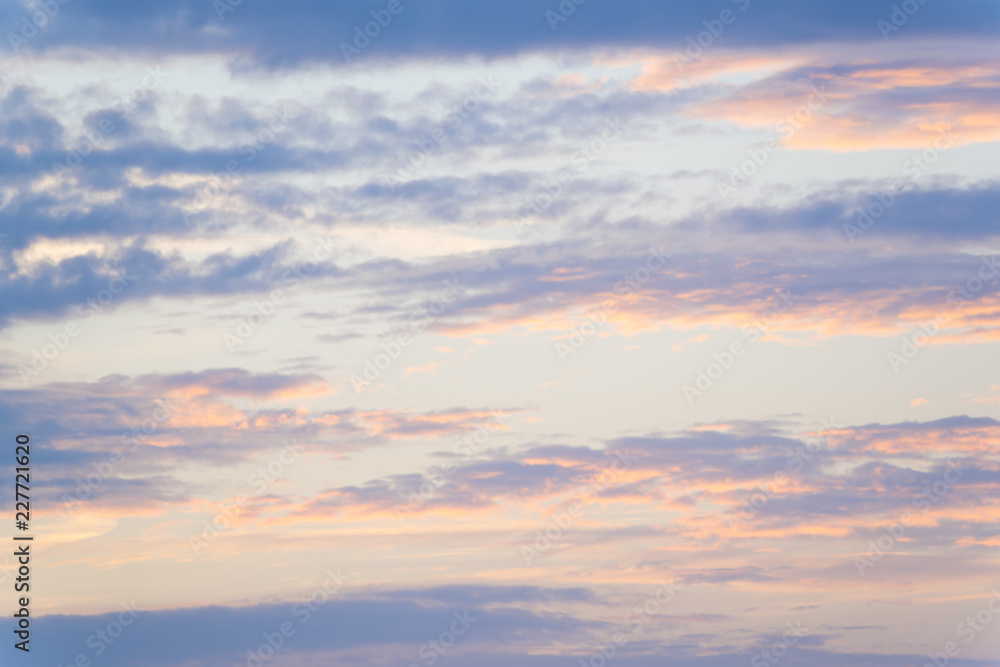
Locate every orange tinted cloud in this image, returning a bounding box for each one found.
[405,361,442,375]
[631,51,1000,151]
[353,408,512,438]
[629,53,798,92]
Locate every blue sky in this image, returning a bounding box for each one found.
[1,1,1000,665]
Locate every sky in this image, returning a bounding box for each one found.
[1,0,1000,665]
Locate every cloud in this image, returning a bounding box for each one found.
[0,374,527,519]
[673,57,1000,150]
[6,0,999,67]
[253,416,1000,574]
[405,360,442,374]
[1,585,599,667]
[3,588,996,667]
